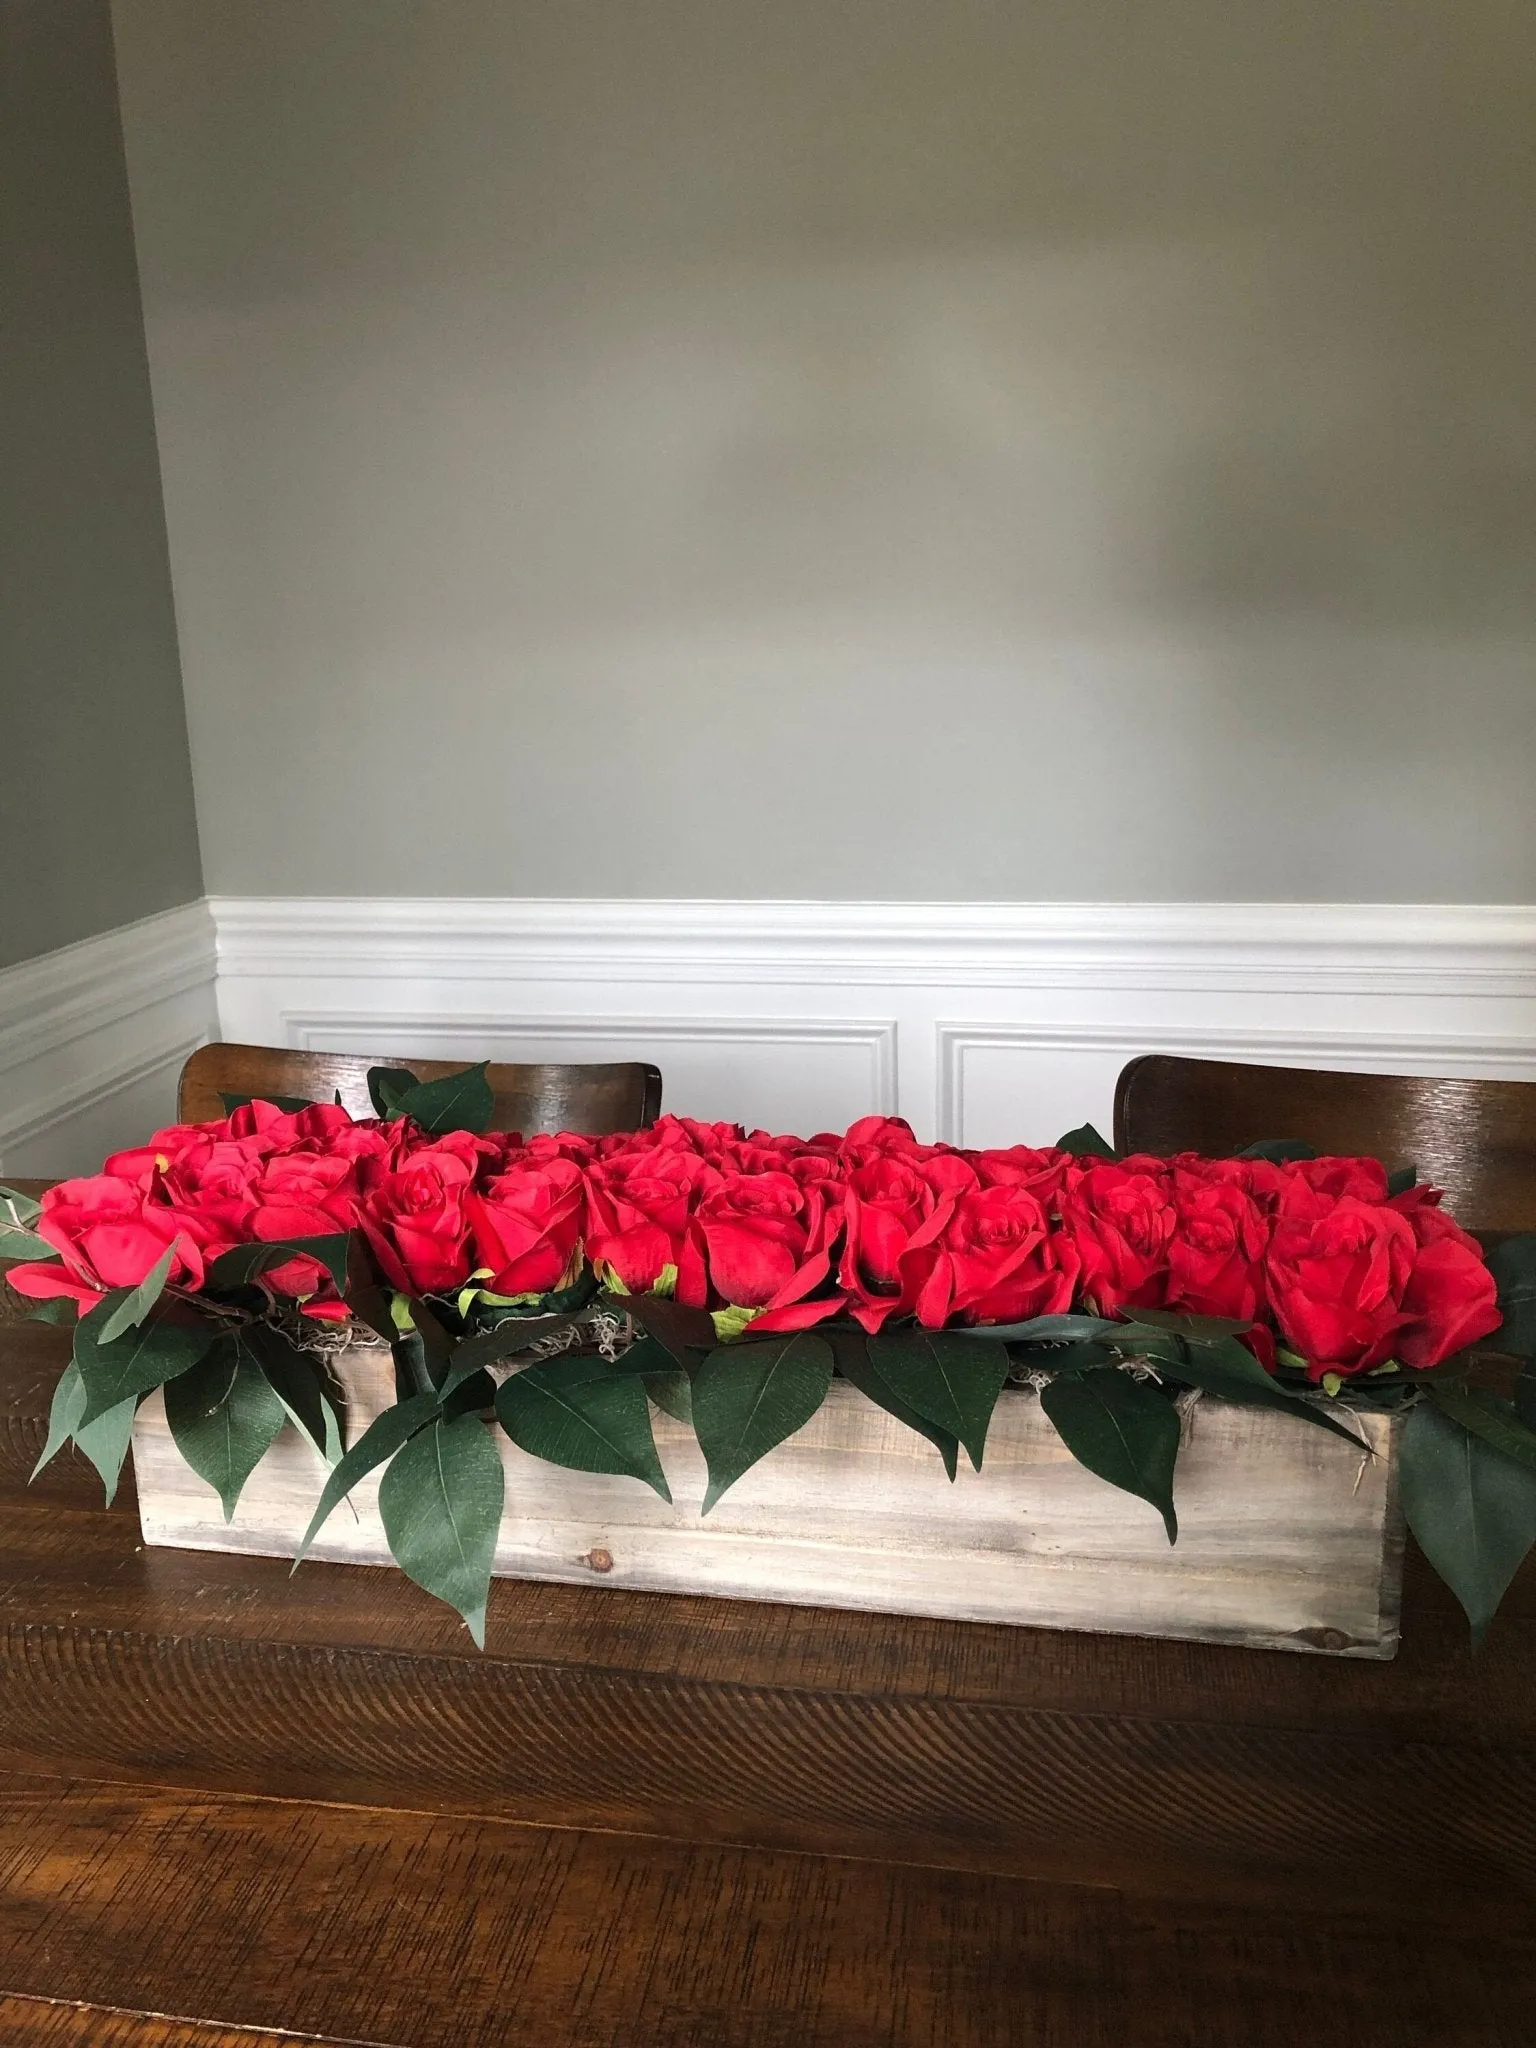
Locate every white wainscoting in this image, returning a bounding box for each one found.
[212,898,1536,1147]
[0,901,218,1176]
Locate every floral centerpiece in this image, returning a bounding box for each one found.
[4,1061,1535,1648]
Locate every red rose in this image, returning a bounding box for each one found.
[1264,1192,1417,1376]
[676,1169,843,1332]
[1169,1152,1292,1212]
[1285,1156,1390,1205]
[970,1145,1075,1206]
[467,1156,585,1298]
[8,1173,203,1312]
[838,1155,939,1332]
[899,1182,1080,1330]
[585,1147,720,1293]
[1164,1171,1269,1322]
[1058,1161,1176,1314]
[1389,1189,1502,1368]
[364,1138,483,1297]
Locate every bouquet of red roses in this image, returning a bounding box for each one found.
[4,1061,1532,1647]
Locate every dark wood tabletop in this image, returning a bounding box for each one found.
[0,1307,1532,2046]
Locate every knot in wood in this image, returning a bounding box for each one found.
[586,1547,614,1574]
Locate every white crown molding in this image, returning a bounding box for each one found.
[211,896,1536,996]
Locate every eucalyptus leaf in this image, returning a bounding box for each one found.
[377,1413,505,1645]
[96,1245,177,1344]
[74,1294,216,1424]
[164,1339,287,1520]
[294,1390,441,1561]
[387,1061,494,1136]
[1400,1400,1536,1643]
[1040,1367,1180,1542]
[74,1393,140,1506]
[0,1224,56,1261]
[1055,1123,1118,1159]
[496,1353,670,1499]
[833,1334,958,1480]
[219,1091,315,1115]
[367,1066,420,1118]
[204,1232,351,1295]
[693,1333,833,1512]
[244,1323,344,1465]
[1429,1384,1536,1478]
[866,1329,1009,1472]
[32,1360,87,1479]
[0,1184,43,1228]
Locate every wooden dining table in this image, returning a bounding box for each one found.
[0,1288,1532,2044]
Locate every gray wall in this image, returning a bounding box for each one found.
[0,0,202,967]
[113,0,1536,904]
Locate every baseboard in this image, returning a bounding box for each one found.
[0,902,218,1175]
[212,897,1536,1147]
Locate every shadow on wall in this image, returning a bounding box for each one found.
[113,0,1536,901]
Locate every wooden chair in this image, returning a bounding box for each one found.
[178,1042,662,1137]
[1114,1055,1536,1234]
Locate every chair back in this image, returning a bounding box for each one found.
[178,1043,662,1137]
[1113,1056,1536,1233]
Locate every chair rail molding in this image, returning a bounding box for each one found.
[0,901,218,1175]
[211,897,1536,1147]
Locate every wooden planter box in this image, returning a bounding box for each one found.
[133,1343,1404,1659]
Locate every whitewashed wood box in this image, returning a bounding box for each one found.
[133,1344,1404,1659]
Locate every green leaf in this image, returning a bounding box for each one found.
[952,1313,1120,1345]
[204,1232,352,1295]
[692,1333,834,1512]
[644,1370,693,1424]
[377,1414,505,1646]
[1400,1401,1536,1644]
[1236,1138,1317,1163]
[618,1292,718,1372]
[495,1354,670,1500]
[1429,1384,1536,1478]
[443,1311,590,1383]
[0,1224,57,1261]
[74,1294,216,1425]
[866,1329,1009,1472]
[74,1393,139,1506]
[1055,1123,1118,1159]
[387,1061,494,1136]
[242,1324,344,1465]
[1040,1367,1180,1542]
[32,1361,88,1479]
[294,1390,441,1561]
[1125,1307,1255,1341]
[1116,1326,1370,1451]
[832,1334,958,1480]
[0,1184,43,1228]
[1487,1236,1536,1358]
[367,1066,420,1118]
[1387,1163,1417,1198]
[25,1296,74,1325]
[219,1091,315,1115]
[96,1245,177,1344]
[164,1339,287,1520]
[1518,1366,1536,1435]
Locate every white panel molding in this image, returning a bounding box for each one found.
[213,896,1536,997]
[210,895,1536,1145]
[0,901,218,1173]
[938,1021,1536,1150]
[284,1010,900,1120]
